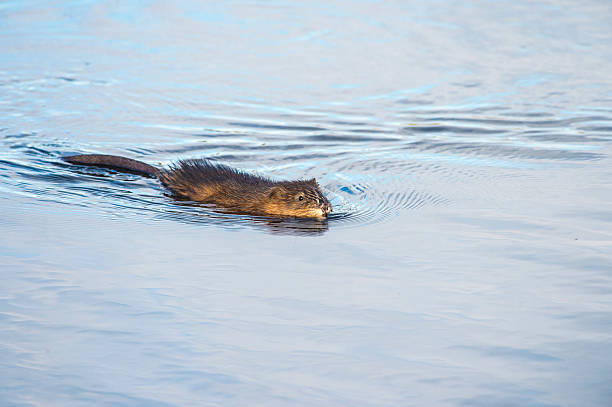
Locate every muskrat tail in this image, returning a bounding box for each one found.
[62,154,160,178]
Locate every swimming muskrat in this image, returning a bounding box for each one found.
[63,154,332,218]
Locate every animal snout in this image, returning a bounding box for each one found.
[321,201,332,214]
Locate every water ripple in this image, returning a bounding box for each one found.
[1,104,610,233]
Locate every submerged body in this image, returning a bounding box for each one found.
[63,154,332,218]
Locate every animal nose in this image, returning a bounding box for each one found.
[322,202,332,214]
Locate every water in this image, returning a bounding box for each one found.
[1,1,612,406]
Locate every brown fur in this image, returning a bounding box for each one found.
[63,154,332,218]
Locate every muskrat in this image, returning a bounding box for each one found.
[62,154,332,218]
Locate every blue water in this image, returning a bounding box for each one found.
[1,1,612,406]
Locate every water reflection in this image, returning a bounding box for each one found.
[168,201,330,235]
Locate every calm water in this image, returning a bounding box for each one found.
[2,1,612,406]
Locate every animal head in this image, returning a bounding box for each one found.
[266,179,332,218]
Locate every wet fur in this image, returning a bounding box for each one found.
[63,154,332,218]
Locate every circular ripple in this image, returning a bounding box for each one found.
[2,105,609,234]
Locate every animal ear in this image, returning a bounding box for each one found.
[268,186,283,198]
[308,178,319,186]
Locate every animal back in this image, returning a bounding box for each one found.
[158,159,274,203]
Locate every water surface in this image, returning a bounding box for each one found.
[1,1,612,406]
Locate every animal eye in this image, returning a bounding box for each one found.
[298,195,304,201]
